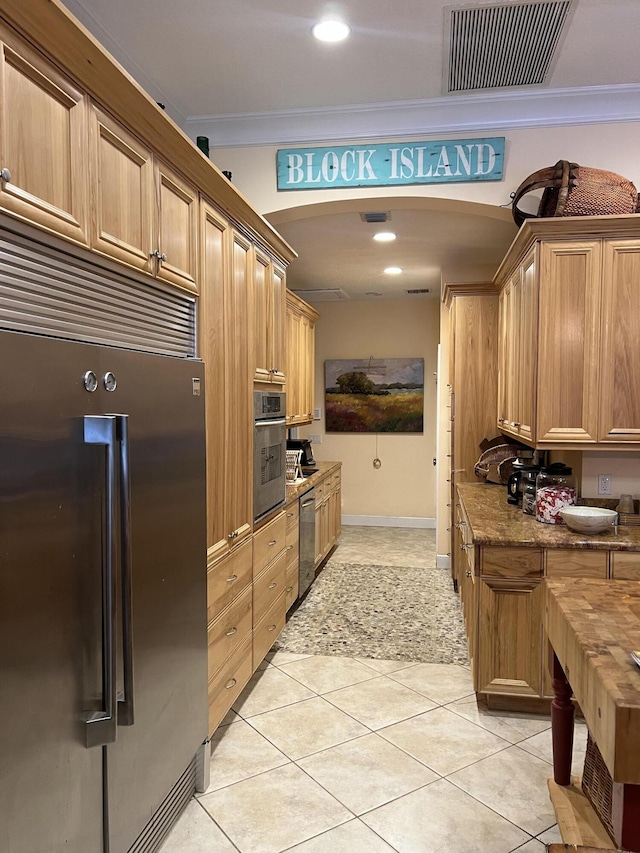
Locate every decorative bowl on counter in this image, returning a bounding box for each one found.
[559,506,618,534]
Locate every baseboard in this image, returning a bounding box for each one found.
[341,515,435,529]
[436,554,451,569]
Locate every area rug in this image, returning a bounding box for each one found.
[274,561,469,665]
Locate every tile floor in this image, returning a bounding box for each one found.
[160,528,585,853]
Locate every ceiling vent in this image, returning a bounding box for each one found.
[359,212,391,223]
[445,1,572,93]
[291,288,350,302]
[406,289,430,294]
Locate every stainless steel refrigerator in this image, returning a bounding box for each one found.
[0,329,208,853]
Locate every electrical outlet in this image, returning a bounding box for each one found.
[309,434,322,444]
[598,474,612,495]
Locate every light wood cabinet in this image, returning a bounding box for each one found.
[253,249,286,384]
[285,500,300,610]
[286,290,319,426]
[200,202,252,563]
[610,552,640,580]
[495,219,640,448]
[443,286,498,592]
[313,467,341,567]
[0,24,88,244]
[89,106,198,292]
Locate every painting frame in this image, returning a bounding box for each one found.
[325,357,424,433]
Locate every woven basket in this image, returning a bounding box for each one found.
[512,160,639,227]
[581,730,615,843]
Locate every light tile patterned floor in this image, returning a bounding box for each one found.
[160,651,586,853]
[160,528,584,852]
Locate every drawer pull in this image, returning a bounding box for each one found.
[286,586,293,593]
[225,678,237,690]
[268,539,277,547]
[267,624,277,632]
[455,521,466,529]
[286,544,294,551]
[0,167,11,183]
[226,574,238,583]
[226,627,238,637]
[287,512,294,518]
[268,582,278,590]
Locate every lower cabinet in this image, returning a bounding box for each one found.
[206,511,288,736]
[314,467,342,567]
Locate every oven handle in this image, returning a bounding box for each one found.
[254,418,286,427]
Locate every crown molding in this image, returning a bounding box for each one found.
[185,84,640,149]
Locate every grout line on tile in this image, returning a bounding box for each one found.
[190,797,243,852]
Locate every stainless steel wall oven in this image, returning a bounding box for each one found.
[253,390,286,522]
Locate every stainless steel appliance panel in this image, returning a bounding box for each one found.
[98,347,207,853]
[253,391,286,522]
[299,488,316,597]
[0,331,105,853]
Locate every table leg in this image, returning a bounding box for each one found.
[550,646,574,786]
[613,781,640,851]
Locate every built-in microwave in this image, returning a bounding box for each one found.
[253,391,286,522]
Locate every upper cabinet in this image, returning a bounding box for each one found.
[89,106,198,292]
[0,25,88,244]
[495,218,640,449]
[253,249,286,383]
[286,290,319,426]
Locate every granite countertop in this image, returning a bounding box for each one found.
[285,460,341,505]
[456,482,640,551]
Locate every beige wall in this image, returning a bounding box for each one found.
[298,299,440,524]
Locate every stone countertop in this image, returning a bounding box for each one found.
[456,482,640,551]
[285,460,341,505]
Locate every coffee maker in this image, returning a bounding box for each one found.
[286,438,316,470]
[506,450,545,507]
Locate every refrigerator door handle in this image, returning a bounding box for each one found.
[84,415,118,748]
[114,414,135,726]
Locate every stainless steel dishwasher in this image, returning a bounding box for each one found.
[299,488,316,597]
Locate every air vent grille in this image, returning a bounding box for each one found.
[447,1,571,92]
[359,212,391,223]
[291,288,350,302]
[407,289,430,294]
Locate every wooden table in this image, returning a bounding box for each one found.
[543,578,640,851]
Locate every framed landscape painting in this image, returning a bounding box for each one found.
[325,357,424,433]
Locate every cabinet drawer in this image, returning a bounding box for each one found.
[611,551,640,579]
[285,530,299,571]
[285,560,299,611]
[253,593,286,669]
[546,549,608,578]
[285,502,299,530]
[481,546,543,578]
[208,635,252,736]
[207,538,252,623]
[253,550,287,624]
[253,511,286,577]
[207,585,252,682]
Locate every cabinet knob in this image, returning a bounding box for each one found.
[511,422,521,428]
[0,167,11,183]
[466,569,472,577]
[498,418,504,423]
[150,249,167,261]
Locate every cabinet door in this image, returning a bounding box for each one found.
[599,240,640,442]
[226,230,253,544]
[610,552,640,580]
[516,250,538,443]
[269,264,286,384]
[303,313,316,422]
[89,105,154,274]
[477,577,542,697]
[286,304,302,424]
[536,240,601,443]
[155,159,198,293]
[0,26,88,244]
[253,248,271,383]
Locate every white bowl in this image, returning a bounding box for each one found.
[559,506,618,534]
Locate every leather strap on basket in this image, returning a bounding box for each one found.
[511,160,579,227]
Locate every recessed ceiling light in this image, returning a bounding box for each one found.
[365,291,382,297]
[312,20,351,42]
[384,267,402,275]
[373,232,396,242]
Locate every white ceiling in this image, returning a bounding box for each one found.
[61,0,640,301]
